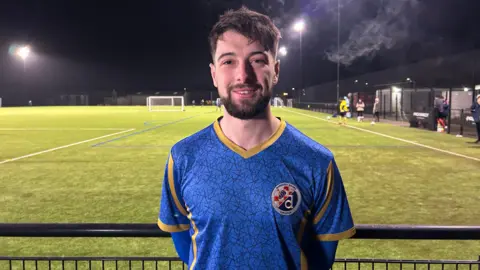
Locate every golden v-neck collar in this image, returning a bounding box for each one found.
[213,117,286,159]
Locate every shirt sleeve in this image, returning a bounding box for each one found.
[311,159,355,241]
[157,153,191,233]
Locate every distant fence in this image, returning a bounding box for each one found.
[1,223,479,269]
[294,100,478,138]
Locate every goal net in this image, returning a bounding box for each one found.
[147,96,185,112]
[287,99,293,108]
[273,97,284,107]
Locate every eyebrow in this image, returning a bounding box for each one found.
[217,52,235,62]
[216,51,268,62]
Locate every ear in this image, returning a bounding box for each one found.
[209,63,218,88]
[273,60,280,85]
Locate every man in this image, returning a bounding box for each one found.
[346,93,352,117]
[471,94,480,143]
[433,95,445,132]
[215,97,222,111]
[355,99,365,122]
[338,97,348,125]
[157,7,355,270]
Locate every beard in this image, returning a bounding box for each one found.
[220,83,272,120]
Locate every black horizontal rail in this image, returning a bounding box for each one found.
[0,223,479,240]
[0,257,478,264]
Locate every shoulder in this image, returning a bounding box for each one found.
[282,123,334,166]
[170,123,215,162]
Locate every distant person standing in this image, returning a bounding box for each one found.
[338,97,348,125]
[433,95,445,132]
[371,97,380,125]
[471,94,480,143]
[356,99,365,122]
[215,97,222,112]
[438,98,449,132]
[344,95,351,118]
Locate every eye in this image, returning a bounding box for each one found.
[222,59,233,65]
[251,58,267,66]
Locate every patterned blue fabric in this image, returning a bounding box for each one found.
[158,117,355,270]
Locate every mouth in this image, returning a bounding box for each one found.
[232,88,258,98]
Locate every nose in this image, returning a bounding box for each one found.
[235,60,256,84]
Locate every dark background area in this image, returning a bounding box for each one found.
[0,0,479,106]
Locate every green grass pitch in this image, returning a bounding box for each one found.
[0,106,479,267]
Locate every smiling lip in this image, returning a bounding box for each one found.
[232,88,257,98]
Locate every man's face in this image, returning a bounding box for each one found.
[477,96,480,105]
[209,30,279,119]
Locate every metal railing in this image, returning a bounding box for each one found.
[2,256,479,270]
[1,223,480,269]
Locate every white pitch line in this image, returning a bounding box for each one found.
[0,128,130,131]
[285,109,480,163]
[0,128,136,165]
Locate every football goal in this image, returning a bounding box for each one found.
[272,97,284,107]
[147,96,185,112]
[287,99,293,108]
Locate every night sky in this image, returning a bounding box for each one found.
[1,0,479,98]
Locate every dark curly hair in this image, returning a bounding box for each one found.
[208,6,281,61]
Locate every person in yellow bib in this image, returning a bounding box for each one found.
[338,98,348,125]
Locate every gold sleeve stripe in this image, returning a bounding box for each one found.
[157,219,190,233]
[300,249,308,270]
[316,227,356,241]
[297,210,311,270]
[168,154,189,217]
[296,210,311,243]
[187,207,199,270]
[313,161,334,225]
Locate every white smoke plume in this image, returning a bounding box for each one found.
[325,0,419,66]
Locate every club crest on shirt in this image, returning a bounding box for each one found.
[271,183,302,215]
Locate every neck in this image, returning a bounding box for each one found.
[219,105,281,151]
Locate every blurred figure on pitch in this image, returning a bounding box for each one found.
[338,97,348,125]
[356,99,365,122]
[437,98,449,132]
[216,97,222,112]
[471,94,480,143]
[344,94,352,118]
[433,95,446,132]
[371,97,380,125]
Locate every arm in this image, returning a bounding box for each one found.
[158,153,192,264]
[171,231,191,264]
[311,159,355,269]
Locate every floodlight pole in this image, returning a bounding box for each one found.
[293,21,305,103]
[0,41,5,91]
[336,0,341,102]
[300,30,303,103]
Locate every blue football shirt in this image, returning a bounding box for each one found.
[158,117,355,269]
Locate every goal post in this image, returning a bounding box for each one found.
[287,99,293,108]
[147,96,185,112]
[272,97,284,107]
